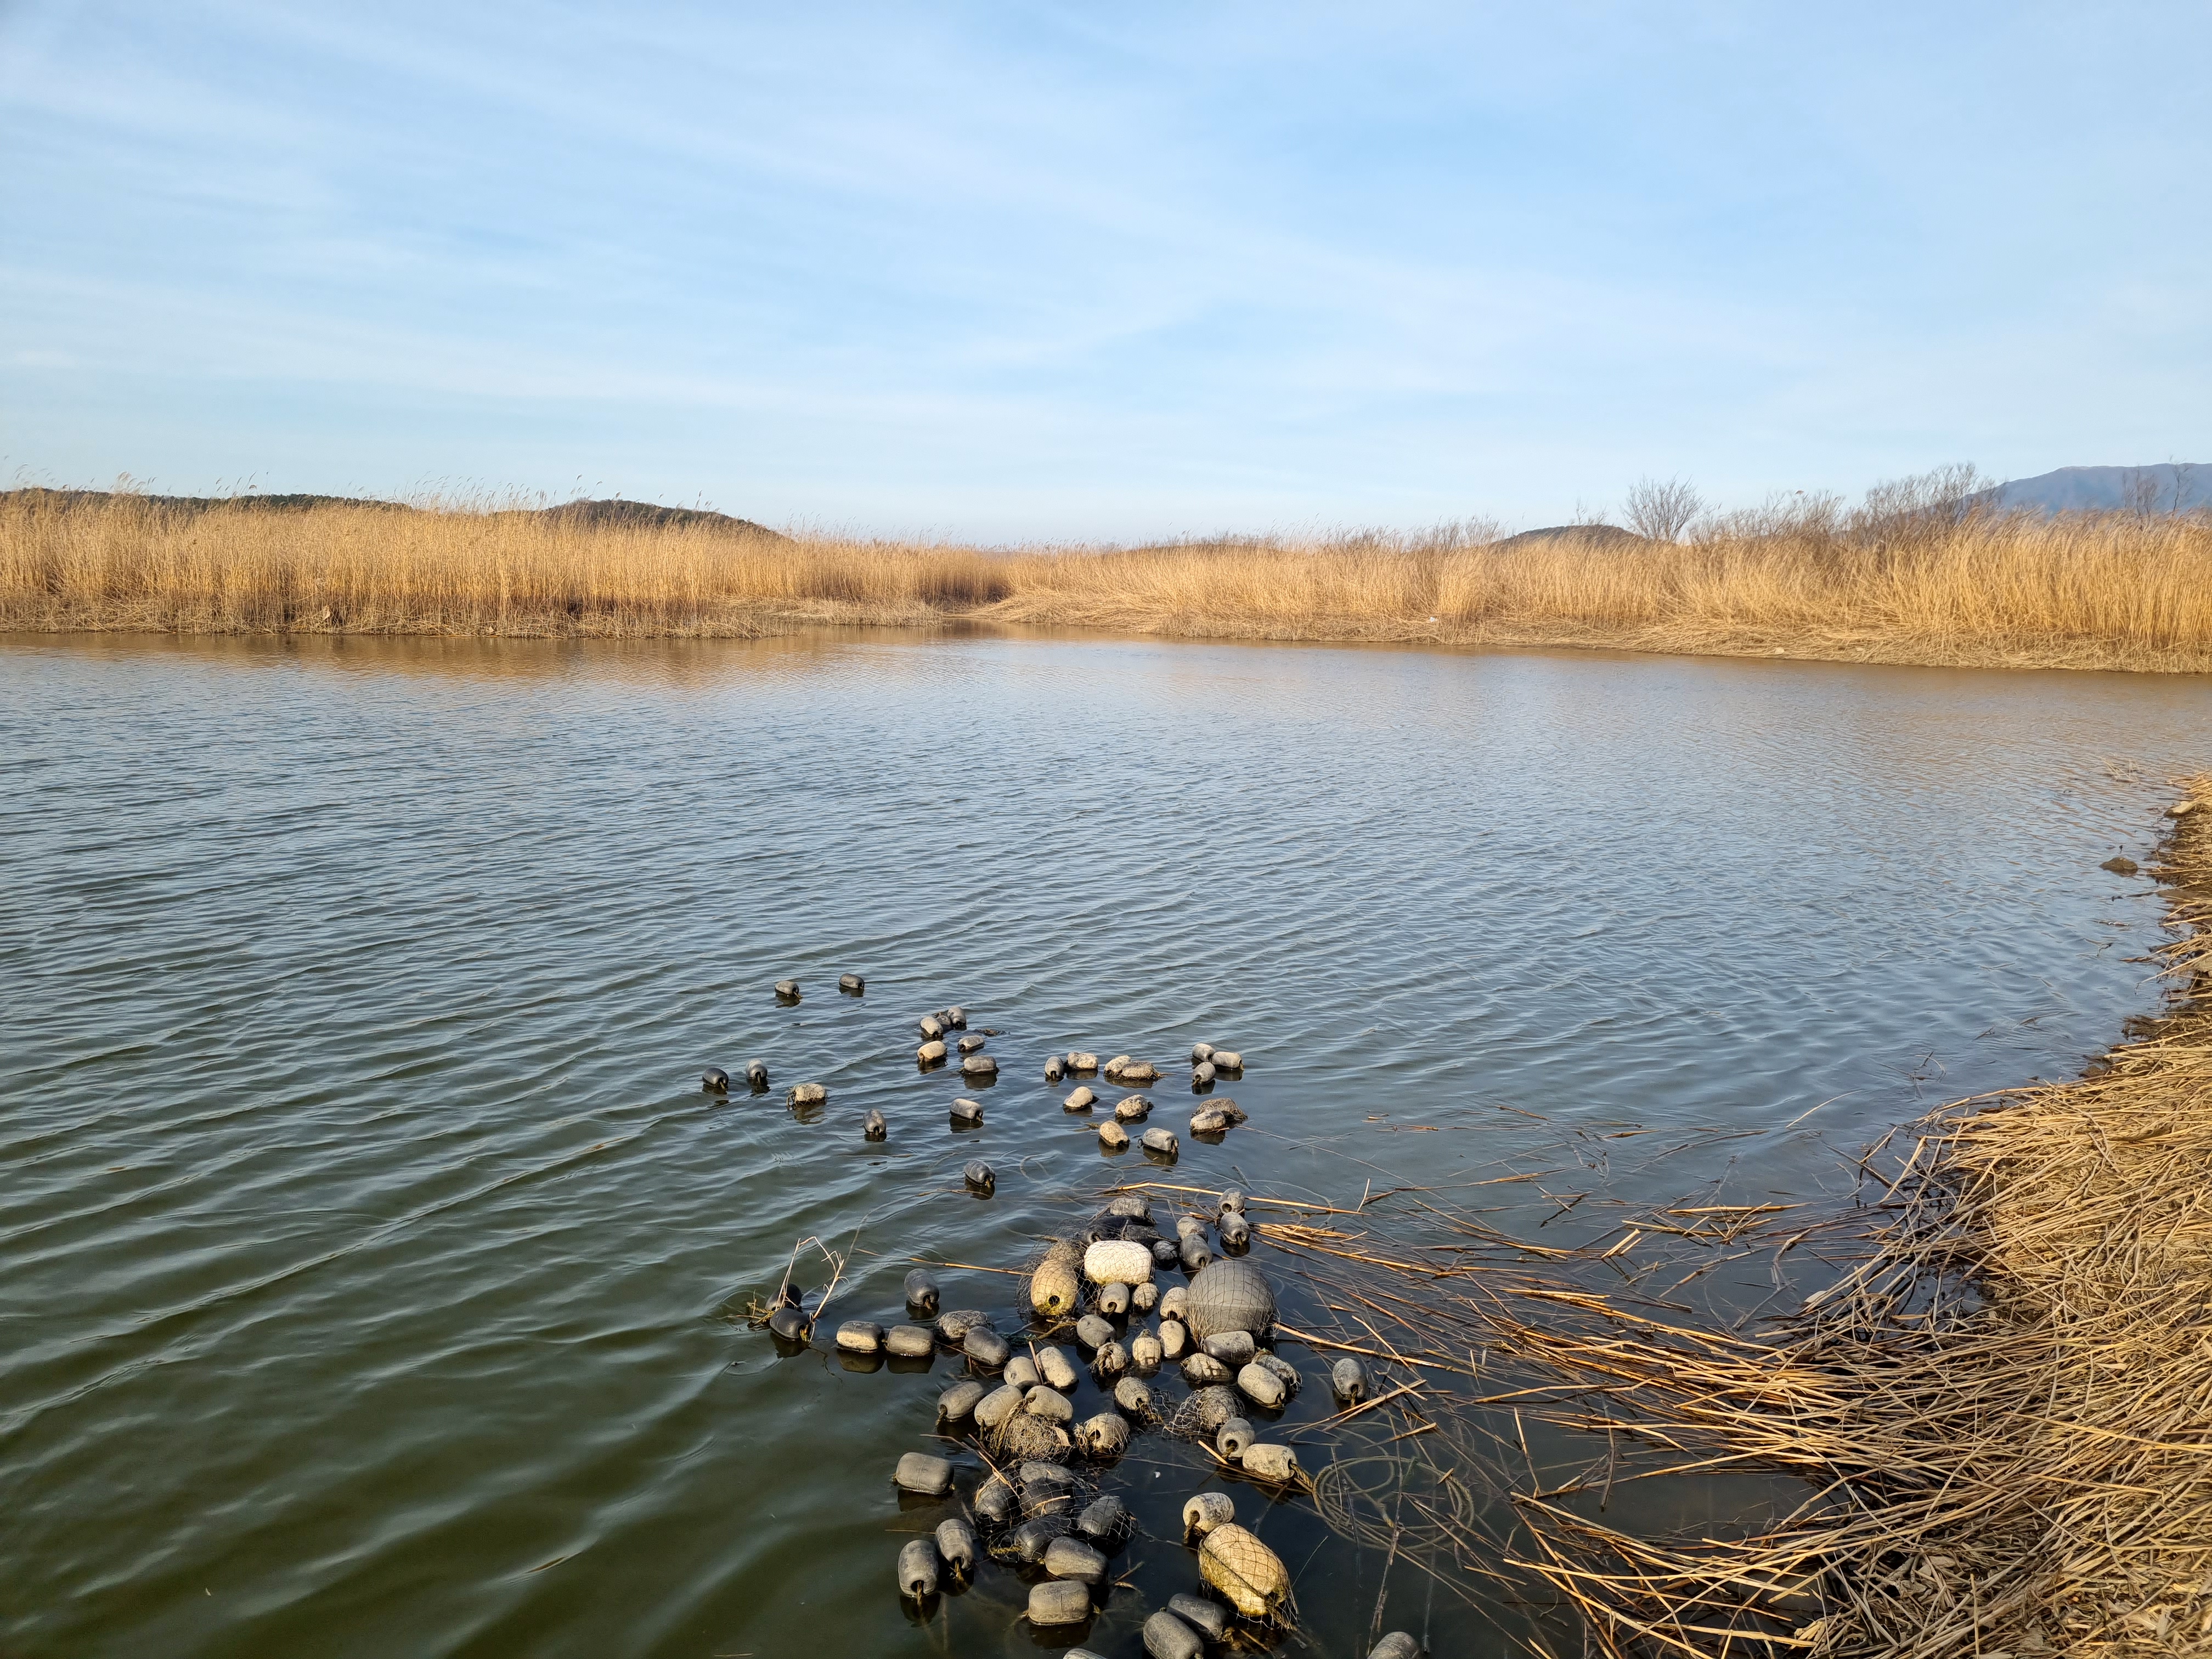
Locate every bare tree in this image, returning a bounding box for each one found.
[1853,463,1989,540]
[2175,461,2203,517]
[1622,476,1704,542]
[2121,467,2162,520]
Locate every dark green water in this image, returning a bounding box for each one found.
[2,631,2202,1657]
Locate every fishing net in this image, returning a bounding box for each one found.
[1086,1210,1162,1246]
[1015,1461,1089,1519]
[987,1510,1072,1566]
[988,1412,1071,1463]
[1179,1352,1234,1387]
[1184,1259,1275,1340]
[1029,1244,1080,1317]
[1198,1523,1292,1618]
[1165,1384,1242,1442]
[1075,1410,1130,1456]
[1111,1375,1158,1422]
[1310,1451,1479,1555]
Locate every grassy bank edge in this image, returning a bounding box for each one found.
[1504,782,2212,1657]
[9,601,2212,676]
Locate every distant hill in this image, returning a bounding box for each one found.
[1976,464,2209,514]
[528,498,784,537]
[1494,523,1644,550]
[0,488,785,539]
[2,487,409,515]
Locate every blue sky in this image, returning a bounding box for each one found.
[3,2,2208,540]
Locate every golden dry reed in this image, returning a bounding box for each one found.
[0,491,1009,638]
[1496,782,2212,1658]
[5,486,2212,671]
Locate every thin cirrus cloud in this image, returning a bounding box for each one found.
[2,1,2207,540]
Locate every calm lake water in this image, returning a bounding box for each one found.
[3,630,2204,1659]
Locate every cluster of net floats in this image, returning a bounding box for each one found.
[873,1200,1413,1658]
[722,988,1419,1656]
[788,1193,1411,1656]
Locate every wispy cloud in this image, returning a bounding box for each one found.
[3,0,2208,537]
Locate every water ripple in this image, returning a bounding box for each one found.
[2,631,2205,1657]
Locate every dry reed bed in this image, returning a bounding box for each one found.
[1481,785,2212,1657]
[6,493,2212,671]
[1212,787,2210,1656]
[0,493,1011,637]
[989,525,2212,672]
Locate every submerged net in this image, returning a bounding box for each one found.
[1311,1451,1480,1556]
[1163,1384,1241,1443]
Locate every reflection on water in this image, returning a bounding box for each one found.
[2,630,2203,1658]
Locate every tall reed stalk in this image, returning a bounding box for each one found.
[5,489,2210,671]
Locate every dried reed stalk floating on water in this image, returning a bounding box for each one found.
[1154,785,2209,1656]
[1483,780,2212,1658]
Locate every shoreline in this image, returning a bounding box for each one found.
[1506,783,2212,1656]
[7,605,2211,676]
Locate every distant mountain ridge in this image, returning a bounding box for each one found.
[0,488,786,539]
[537,498,784,536]
[1494,523,1643,550]
[1976,464,2209,514]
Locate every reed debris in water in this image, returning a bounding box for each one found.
[1489,782,2212,1656]
[1159,791,2210,1654]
